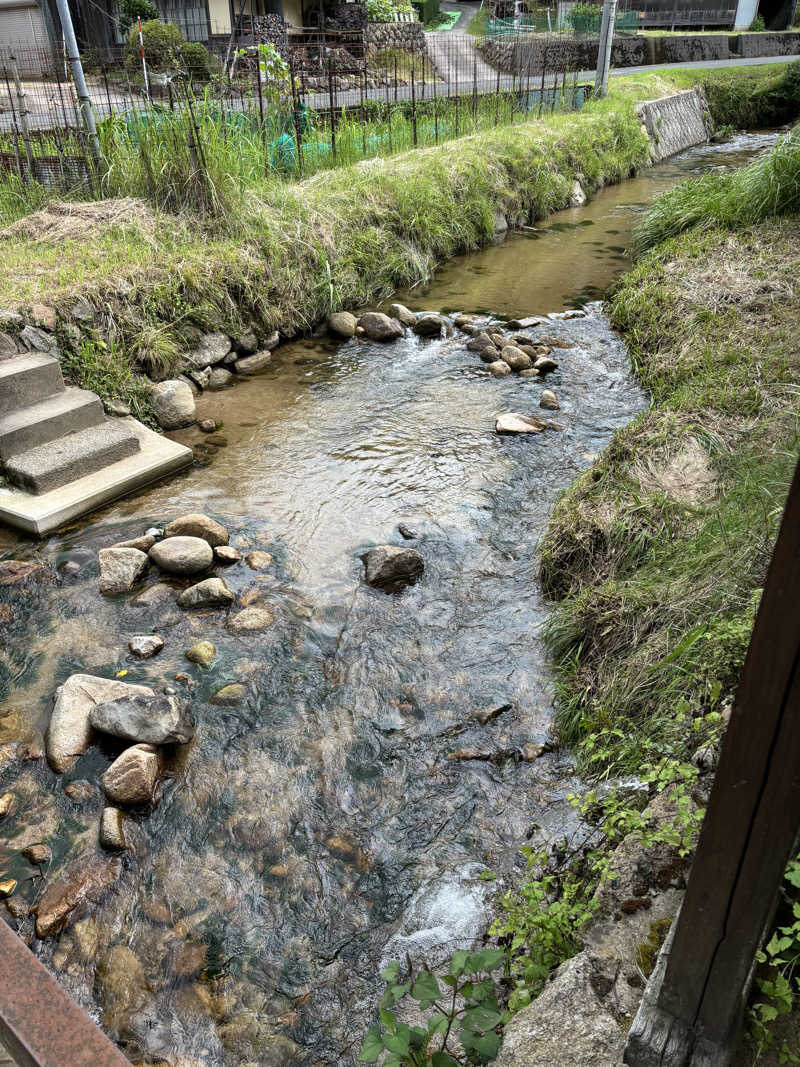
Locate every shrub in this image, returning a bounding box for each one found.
[749,13,766,29]
[120,0,158,35]
[567,1,602,31]
[125,20,183,73]
[180,40,217,82]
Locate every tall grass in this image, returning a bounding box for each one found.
[635,122,800,251]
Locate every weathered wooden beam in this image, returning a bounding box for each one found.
[625,454,800,1067]
[0,920,130,1067]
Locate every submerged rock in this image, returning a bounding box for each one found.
[150,379,195,430]
[227,606,276,634]
[47,674,153,774]
[98,547,149,596]
[185,640,216,667]
[0,792,16,818]
[99,807,127,851]
[362,546,424,593]
[176,577,234,609]
[359,312,404,342]
[328,311,358,338]
[22,843,51,865]
[102,744,160,805]
[235,350,272,374]
[211,683,247,706]
[35,856,121,938]
[245,550,273,570]
[0,879,17,898]
[164,513,229,547]
[64,779,97,804]
[149,536,214,575]
[128,634,164,659]
[89,691,196,745]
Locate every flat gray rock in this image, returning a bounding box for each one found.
[89,692,196,745]
[362,545,424,593]
[227,606,276,634]
[235,350,272,374]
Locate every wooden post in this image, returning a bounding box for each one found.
[625,455,800,1067]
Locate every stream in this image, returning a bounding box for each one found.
[0,131,778,1066]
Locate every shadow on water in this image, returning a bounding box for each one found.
[0,131,778,1065]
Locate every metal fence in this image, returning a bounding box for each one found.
[0,34,586,197]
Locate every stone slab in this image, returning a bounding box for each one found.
[0,419,192,537]
[6,420,140,494]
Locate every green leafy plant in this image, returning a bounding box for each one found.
[180,40,217,82]
[747,854,800,1063]
[119,0,158,35]
[237,43,289,104]
[366,0,415,22]
[749,13,766,30]
[359,950,505,1065]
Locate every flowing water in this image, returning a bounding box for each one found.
[0,132,777,1066]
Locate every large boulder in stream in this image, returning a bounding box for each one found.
[89,691,196,745]
[362,545,424,593]
[413,313,447,337]
[47,674,154,773]
[359,312,404,342]
[149,536,213,575]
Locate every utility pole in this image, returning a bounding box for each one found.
[53,0,101,163]
[594,0,618,98]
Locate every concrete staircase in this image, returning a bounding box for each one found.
[0,353,140,493]
[0,351,193,536]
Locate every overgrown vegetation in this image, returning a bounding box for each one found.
[635,121,799,251]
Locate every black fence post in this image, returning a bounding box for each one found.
[410,67,417,147]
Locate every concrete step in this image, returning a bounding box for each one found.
[5,420,141,494]
[0,418,193,535]
[0,352,64,418]
[0,388,103,460]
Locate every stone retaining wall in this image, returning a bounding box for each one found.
[366,21,428,55]
[636,86,714,162]
[477,30,799,75]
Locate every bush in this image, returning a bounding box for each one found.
[125,20,183,73]
[180,40,217,82]
[749,13,766,29]
[567,1,602,31]
[120,0,158,35]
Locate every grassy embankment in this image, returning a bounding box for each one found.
[0,64,793,424]
[525,72,799,1059]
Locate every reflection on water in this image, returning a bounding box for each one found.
[392,131,778,315]
[0,131,777,1066]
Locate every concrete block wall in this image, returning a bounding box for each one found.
[636,87,714,162]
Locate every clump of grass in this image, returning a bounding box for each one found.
[635,122,800,251]
[541,219,800,773]
[59,335,156,425]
